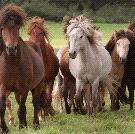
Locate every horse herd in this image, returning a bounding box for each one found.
[0,4,135,134]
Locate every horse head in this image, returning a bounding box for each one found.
[106,29,130,64]
[28,16,49,44]
[66,15,101,59]
[0,4,26,56]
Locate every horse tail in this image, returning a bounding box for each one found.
[40,89,48,113]
[52,73,64,112]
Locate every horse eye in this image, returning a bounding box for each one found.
[1,27,4,30]
[80,35,83,39]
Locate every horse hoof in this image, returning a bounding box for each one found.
[49,109,55,116]
[80,109,87,115]
[66,109,71,114]
[110,108,119,112]
[9,118,15,126]
[102,102,105,106]
[19,123,27,129]
[34,124,40,130]
[1,127,9,134]
[98,107,103,112]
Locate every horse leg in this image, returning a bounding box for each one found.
[118,77,129,104]
[46,79,55,116]
[84,84,92,115]
[6,97,14,126]
[18,93,28,129]
[91,78,100,116]
[75,79,86,114]
[63,78,71,114]
[97,82,105,112]
[31,89,41,129]
[0,89,9,134]
[128,83,134,110]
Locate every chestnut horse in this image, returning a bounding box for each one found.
[26,16,59,116]
[0,4,46,133]
[105,29,130,111]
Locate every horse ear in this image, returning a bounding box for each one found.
[0,37,4,55]
[128,21,131,24]
[63,16,72,34]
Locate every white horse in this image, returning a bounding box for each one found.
[67,16,112,115]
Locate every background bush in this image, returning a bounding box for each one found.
[1,0,135,23]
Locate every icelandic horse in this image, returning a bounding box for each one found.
[0,4,46,133]
[105,29,130,111]
[26,16,59,117]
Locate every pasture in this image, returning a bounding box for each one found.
[8,22,135,134]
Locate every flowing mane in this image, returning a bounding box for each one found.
[65,15,102,45]
[27,16,50,44]
[0,4,27,27]
[128,21,135,32]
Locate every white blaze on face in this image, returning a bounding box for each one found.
[116,38,130,59]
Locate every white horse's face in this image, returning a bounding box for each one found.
[68,28,87,59]
[116,38,130,64]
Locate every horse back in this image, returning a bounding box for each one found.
[20,41,44,90]
[40,43,59,80]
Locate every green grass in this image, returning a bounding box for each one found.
[7,22,133,134]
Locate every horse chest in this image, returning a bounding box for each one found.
[69,57,99,81]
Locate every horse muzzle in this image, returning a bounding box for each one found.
[119,57,127,64]
[6,46,17,56]
[69,51,77,59]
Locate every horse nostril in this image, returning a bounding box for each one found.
[6,46,17,56]
[73,51,76,55]
[119,57,127,64]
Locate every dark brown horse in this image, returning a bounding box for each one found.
[26,16,59,116]
[0,4,46,133]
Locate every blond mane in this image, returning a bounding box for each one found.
[66,15,102,45]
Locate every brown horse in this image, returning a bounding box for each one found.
[26,16,59,116]
[0,30,15,125]
[105,29,130,111]
[0,4,46,133]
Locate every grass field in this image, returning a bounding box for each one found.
[7,22,135,134]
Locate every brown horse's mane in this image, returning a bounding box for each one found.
[128,21,135,31]
[28,16,50,44]
[63,16,73,34]
[105,29,128,54]
[0,4,27,27]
